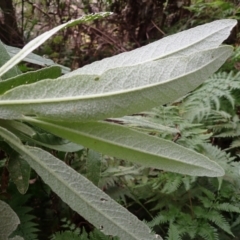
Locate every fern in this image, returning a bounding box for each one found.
[197,223,219,240]
[52,227,119,240]
[7,191,38,240]
[166,223,182,240]
[194,208,234,236]
[182,71,240,122]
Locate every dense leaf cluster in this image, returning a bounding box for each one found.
[0,9,239,240]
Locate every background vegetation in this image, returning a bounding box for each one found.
[1,0,240,239]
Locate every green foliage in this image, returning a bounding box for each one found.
[0,13,237,240]
[185,0,240,23]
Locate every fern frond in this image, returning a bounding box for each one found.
[161,175,182,194]
[199,186,215,201]
[8,193,38,240]
[226,138,240,149]
[214,203,240,213]
[148,213,170,227]
[52,227,118,240]
[52,231,83,240]
[197,223,219,240]
[182,71,240,122]
[166,223,182,240]
[195,208,234,236]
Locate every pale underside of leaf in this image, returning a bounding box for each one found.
[4,44,70,74]
[0,41,20,80]
[0,200,20,240]
[0,127,160,240]
[62,19,237,77]
[0,47,232,121]
[25,118,225,177]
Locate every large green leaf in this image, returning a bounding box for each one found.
[24,118,224,177]
[0,127,161,240]
[0,46,232,121]
[0,200,20,240]
[62,19,236,77]
[0,12,111,78]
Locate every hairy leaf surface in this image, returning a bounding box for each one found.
[0,127,160,240]
[0,47,232,121]
[4,44,70,74]
[0,41,20,80]
[0,200,20,240]
[63,19,237,77]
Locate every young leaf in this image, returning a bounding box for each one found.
[25,118,225,177]
[0,200,20,239]
[0,127,161,240]
[0,12,111,77]
[0,47,232,121]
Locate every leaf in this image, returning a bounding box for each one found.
[86,149,102,186]
[7,152,31,194]
[0,119,83,152]
[30,132,84,152]
[0,12,111,77]
[0,46,233,121]
[0,127,161,240]
[0,66,61,95]
[25,118,225,177]
[0,200,20,240]
[62,19,237,77]
[4,44,70,74]
[0,41,21,80]
[109,116,180,134]
[0,119,36,137]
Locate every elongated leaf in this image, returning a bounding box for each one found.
[0,120,36,137]
[30,132,84,152]
[25,118,224,177]
[109,116,180,134]
[0,66,61,95]
[0,119,82,152]
[0,41,21,80]
[63,19,237,77]
[0,47,232,121]
[4,44,70,74]
[0,200,20,240]
[0,12,111,77]
[7,152,31,194]
[0,127,161,240]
